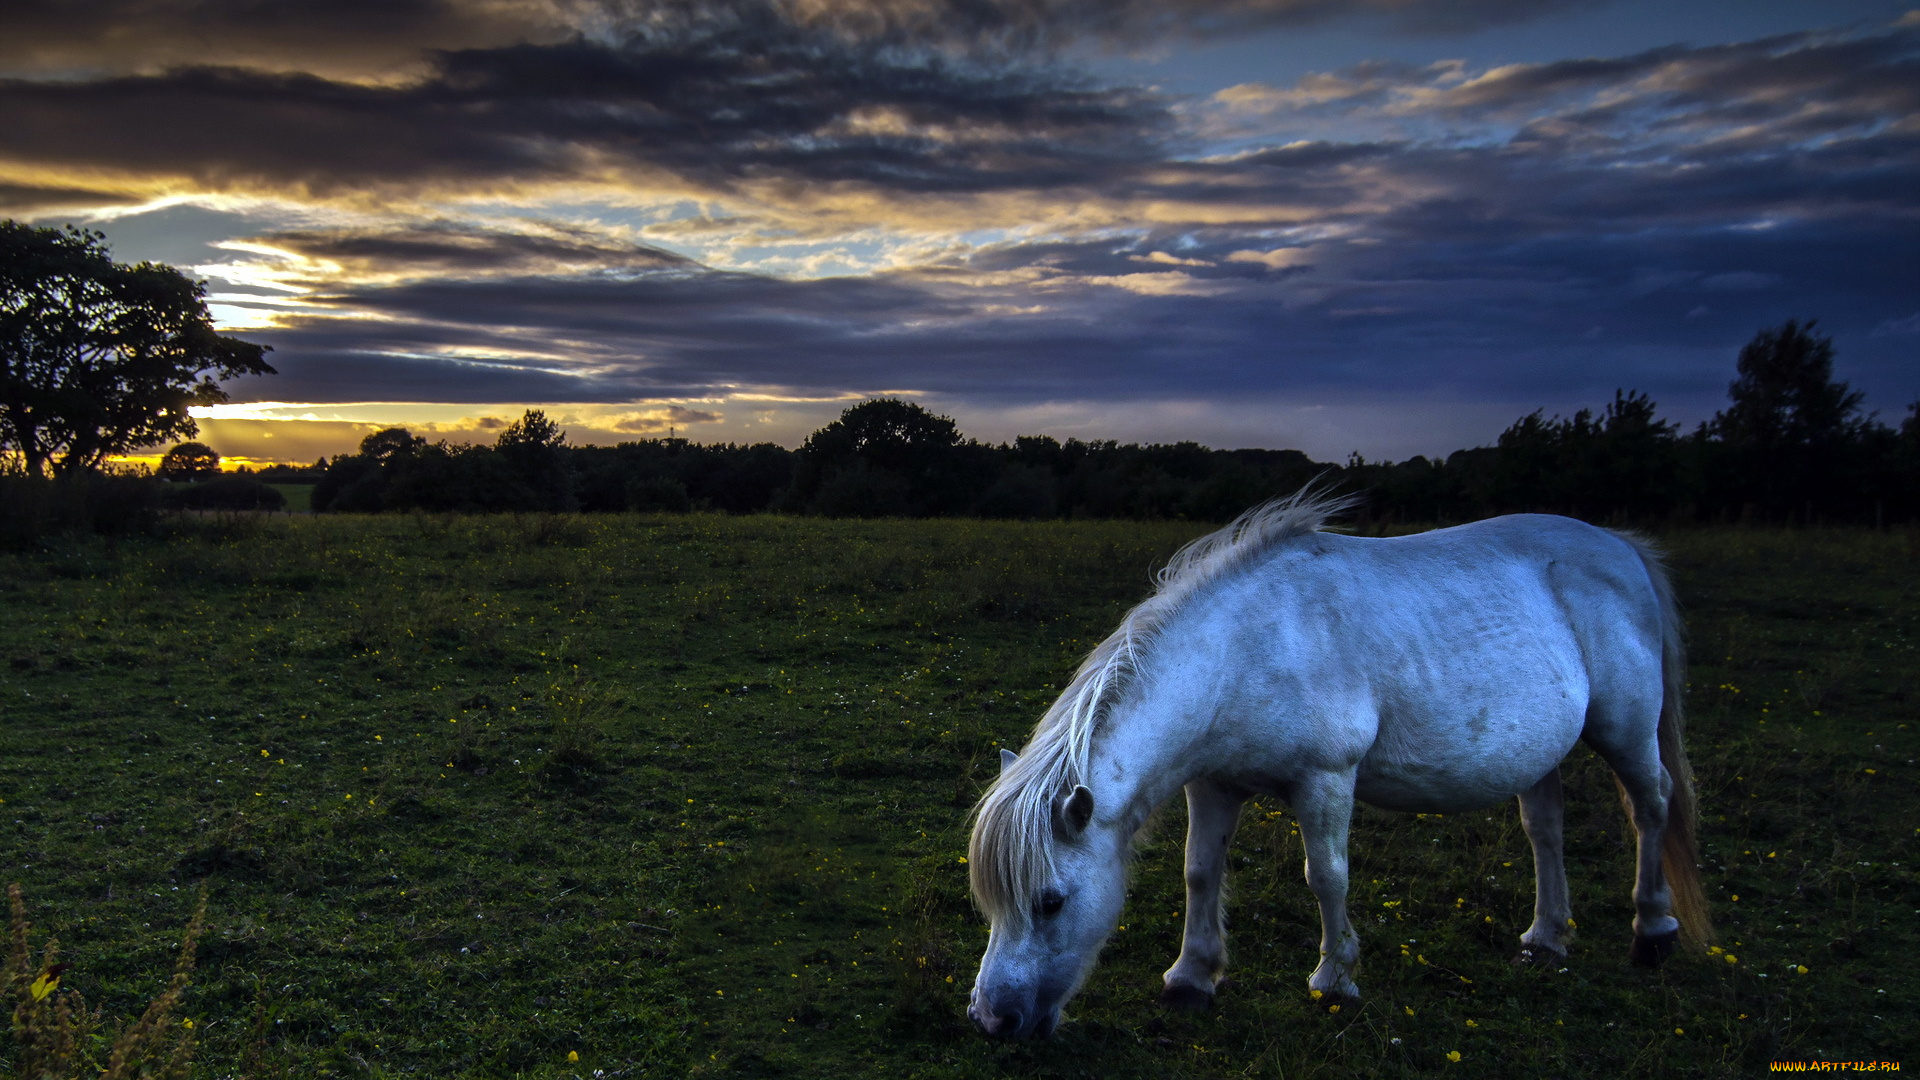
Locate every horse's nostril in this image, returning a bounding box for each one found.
[998,1011,1024,1037]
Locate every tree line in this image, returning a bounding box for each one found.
[4,219,1916,528]
[288,321,1918,525]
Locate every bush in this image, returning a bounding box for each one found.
[159,477,286,512]
[0,475,161,548]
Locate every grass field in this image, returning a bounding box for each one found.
[265,484,315,514]
[0,514,1913,1078]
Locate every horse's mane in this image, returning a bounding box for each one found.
[967,486,1358,928]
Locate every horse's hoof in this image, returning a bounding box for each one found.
[1629,929,1679,968]
[1159,983,1214,1011]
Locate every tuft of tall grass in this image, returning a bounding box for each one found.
[542,664,613,777]
[886,855,972,1025]
[4,883,206,1080]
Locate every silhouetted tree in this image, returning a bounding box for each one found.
[0,222,273,477]
[1708,320,1867,520]
[312,427,427,512]
[1486,390,1681,520]
[494,409,575,511]
[496,410,566,454]
[359,427,427,463]
[788,398,990,516]
[157,441,221,480]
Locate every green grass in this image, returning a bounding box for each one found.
[0,515,1913,1078]
[264,483,314,513]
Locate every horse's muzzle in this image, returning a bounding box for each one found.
[968,991,1056,1038]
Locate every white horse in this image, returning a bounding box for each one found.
[966,490,1711,1038]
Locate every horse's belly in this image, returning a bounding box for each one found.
[1354,717,1578,814]
[1354,770,1532,814]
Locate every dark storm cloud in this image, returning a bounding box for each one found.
[247,193,1920,411]
[0,0,1594,79]
[0,31,1171,199]
[13,7,1909,439]
[262,220,695,277]
[228,18,1920,419]
[0,0,570,75]
[0,181,142,216]
[690,0,1596,51]
[1254,23,1920,141]
[0,0,1598,207]
[252,267,967,402]
[1196,23,1920,239]
[18,6,1899,210]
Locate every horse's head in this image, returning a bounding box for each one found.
[967,749,1128,1038]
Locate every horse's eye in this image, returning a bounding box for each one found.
[1037,891,1066,918]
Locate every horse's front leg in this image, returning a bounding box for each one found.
[1295,769,1361,1002]
[1516,766,1574,961]
[1161,780,1244,1009]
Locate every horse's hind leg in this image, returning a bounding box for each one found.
[1294,769,1361,1002]
[1515,767,1573,962]
[1590,736,1680,965]
[1621,759,1680,965]
[1162,780,1243,1010]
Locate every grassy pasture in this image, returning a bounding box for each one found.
[264,484,315,514]
[0,515,1913,1078]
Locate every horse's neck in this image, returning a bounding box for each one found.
[1085,690,1212,834]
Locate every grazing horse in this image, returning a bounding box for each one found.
[965,490,1710,1039]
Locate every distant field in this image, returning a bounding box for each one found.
[265,483,314,513]
[0,516,1912,1078]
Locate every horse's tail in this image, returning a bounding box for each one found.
[1614,531,1714,947]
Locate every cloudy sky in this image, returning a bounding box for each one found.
[6,0,1917,464]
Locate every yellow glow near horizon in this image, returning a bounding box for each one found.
[163,398,862,465]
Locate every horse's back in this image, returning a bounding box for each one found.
[1381,515,1668,722]
[1228,515,1664,812]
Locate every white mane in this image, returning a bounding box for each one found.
[967,486,1358,927]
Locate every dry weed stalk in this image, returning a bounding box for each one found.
[4,883,206,1080]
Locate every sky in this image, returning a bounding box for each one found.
[4,0,1917,465]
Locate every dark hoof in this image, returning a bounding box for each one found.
[1629,929,1679,968]
[1512,946,1564,967]
[1159,983,1214,1011]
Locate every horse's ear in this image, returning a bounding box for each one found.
[1056,785,1095,838]
[1000,748,1018,774]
